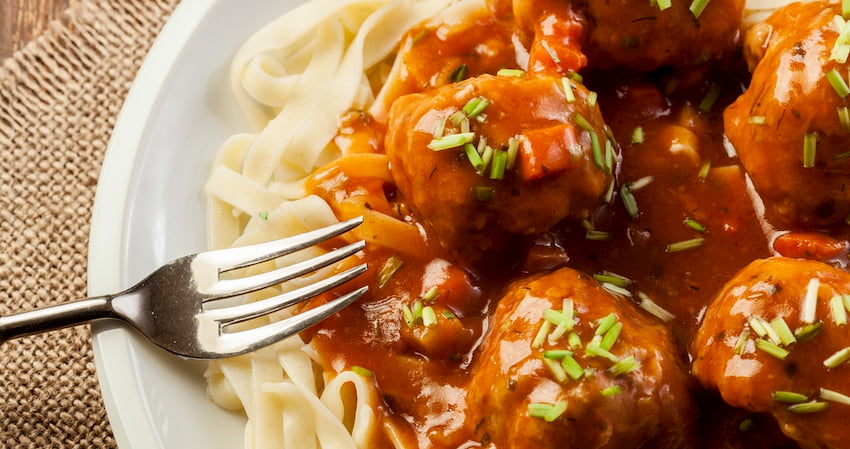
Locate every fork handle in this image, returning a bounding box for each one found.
[0,296,114,342]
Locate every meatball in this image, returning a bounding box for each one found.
[693,257,850,449]
[466,267,696,449]
[385,74,614,259]
[724,2,850,226]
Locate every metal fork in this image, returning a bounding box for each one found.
[0,217,368,359]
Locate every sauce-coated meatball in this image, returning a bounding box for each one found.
[466,267,696,449]
[693,257,850,449]
[724,1,850,226]
[385,74,614,259]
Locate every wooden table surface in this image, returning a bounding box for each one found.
[1,0,76,59]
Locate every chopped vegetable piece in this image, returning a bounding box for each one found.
[738,418,754,432]
[826,68,850,98]
[561,354,585,381]
[378,255,404,287]
[590,131,604,170]
[821,387,850,405]
[788,401,830,414]
[656,0,672,10]
[683,217,706,233]
[433,118,447,138]
[734,328,751,355]
[497,68,526,77]
[832,16,850,63]
[628,175,654,191]
[772,391,808,403]
[463,96,491,118]
[258,211,269,220]
[794,322,824,342]
[748,317,768,337]
[601,282,633,297]
[351,365,373,377]
[604,139,615,175]
[698,160,711,179]
[441,310,456,319]
[831,294,847,325]
[401,304,415,328]
[490,150,507,180]
[543,349,573,359]
[506,137,520,170]
[600,322,623,351]
[609,356,640,376]
[698,83,721,113]
[449,110,467,126]
[756,339,790,360]
[637,292,675,321]
[586,340,620,363]
[595,313,618,335]
[802,277,820,323]
[593,272,631,288]
[532,321,553,348]
[601,386,622,397]
[666,237,705,253]
[824,346,850,368]
[465,143,486,173]
[421,306,437,327]
[840,107,850,132]
[421,286,441,303]
[472,186,495,202]
[586,229,613,241]
[568,332,582,349]
[770,317,796,346]
[803,132,818,168]
[587,91,598,107]
[544,357,569,382]
[528,401,568,422]
[844,0,850,18]
[561,78,576,103]
[631,126,645,144]
[748,115,766,125]
[428,132,475,151]
[449,64,468,83]
[689,0,710,18]
[621,184,639,218]
[573,113,594,132]
[480,145,495,174]
[544,308,575,330]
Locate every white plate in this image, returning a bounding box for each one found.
[87,1,302,447]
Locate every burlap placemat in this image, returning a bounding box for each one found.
[0,0,179,446]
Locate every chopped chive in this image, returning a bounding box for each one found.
[490,150,507,180]
[433,118,447,138]
[465,143,486,172]
[541,39,561,64]
[820,387,850,405]
[666,237,705,253]
[698,160,711,179]
[401,304,415,328]
[734,328,751,355]
[636,292,675,322]
[421,286,441,304]
[595,313,618,335]
[836,150,850,162]
[412,299,423,320]
[567,332,582,349]
[533,321,553,348]
[803,132,818,168]
[561,78,576,103]
[258,211,269,220]
[528,401,567,422]
[826,68,850,98]
[441,309,456,319]
[460,116,471,133]
[748,317,769,338]
[844,0,850,18]
[689,0,710,18]
[839,107,850,132]
[591,131,604,170]
[788,401,829,414]
[802,277,820,323]
[497,68,526,77]
[593,272,631,288]
[480,145,495,174]
[567,71,583,83]
[421,306,437,327]
[573,113,594,132]
[449,64,468,83]
[601,386,622,397]
[600,322,623,351]
[824,346,850,368]
[544,308,575,330]
[772,391,808,403]
[770,317,796,346]
[843,293,850,313]
[587,91,598,107]
[831,294,847,325]
[631,126,645,144]
[628,175,654,191]
[378,255,404,287]
[506,137,520,170]
[350,365,373,377]
[755,339,790,360]
[609,356,640,376]
[738,418,754,432]
[428,132,475,151]
[601,282,633,297]
[656,0,672,10]
[471,186,495,201]
[561,354,585,381]
[758,318,782,346]
[748,115,766,125]
[604,139,615,175]
[794,322,824,342]
[543,349,573,359]
[683,217,706,233]
[698,83,721,113]
[831,17,850,63]
[586,229,613,241]
[586,340,620,363]
[544,357,569,383]
[621,184,639,218]
[463,97,491,118]
[449,110,467,126]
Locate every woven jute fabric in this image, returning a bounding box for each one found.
[0,0,179,446]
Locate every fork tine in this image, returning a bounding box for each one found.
[203,217,364,273]
[204,240,366,298]
[216,286,368,357]
[205,263,368,325]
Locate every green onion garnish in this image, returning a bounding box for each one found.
[601,386,622,397]
[844,0,850,18]
[587,91,598,107]
[480,144,495,174]
[544,357,568,382]
[544,308,576,330]
[449,110,467,126]
[561,78,576,103]
[472,186,495,202]
[591,131,604,170]
[595,313,618,335]
[258,211,269,220]
[449,64,468,83]
[561,354,585,381]
[631,126,645,145]
[506,137,520,170]
[433,118,447,138]
[826,68,850,98]
[803,132,818,168]
[636,292,675,322]
[568,332,582,349]
[748,116,766,125]
[378,255,403,287]
[497,68,526,77]
[840,107,850,132]
[600,322,623,351]
[628,175,654,191]
[734,328,751,355]
[421,286,441,304]
[770,317,796,346]
[421,306,437,327]
[541,39,561,64]
[802,277,820,323]
[528,401,568,422]
[401,304,415,328]
[412,299,424,320]
[532,321,552,349]
[794,322,824,342]
[442,310,456,319]
[490,150,507,180]
[787,401,829,414]
[656,0,672,10]
[831,294,847,325]
[772,391,808,403]
[609,356,640,376]
[465,143,485,172]
[601,282,633,297]
[698,160,711,179]
[463,97,491,118]
[755,339,790,360]
[832,16,850,62]
[593,272,631,288]
[351,365,373,377]
[428,132,475,151]
[748,317,769,338]
[824,346,850,368]
[699,83,721,113]
[573,113,594,132]
[621,184,639,218]
[586,340,620,363]
[821,387,850,405]
[604,139,615,175]
[683,217,706,233]
[586,229,613,241]
[689,0,710,18]
[543,349,573,359]
[738,418,754,432]
[666,237,705,253]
